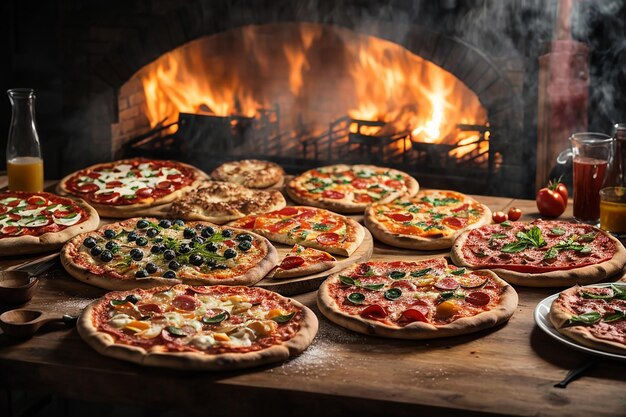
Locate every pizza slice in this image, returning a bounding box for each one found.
[273,244,337,279]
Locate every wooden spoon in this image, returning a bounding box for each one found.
[0,271,39,305]
[0,309,77,338]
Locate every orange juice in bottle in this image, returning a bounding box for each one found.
[6,88,44,192]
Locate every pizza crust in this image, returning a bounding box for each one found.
[77,293,318,370]
[317,269,518,339]
[549,286,626,355]
[56,159,210,218]
[364,192,492,250]
[451,228,626,287]
[0,197,100,256]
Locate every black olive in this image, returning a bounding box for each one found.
[83,237,97,248]
[130,248,144,261]
[159,219,172,229]
[163,249,176,260]
[205,242,218,252]
[163,270,176,278]
[237,240,252,252]
[135,269,148,278]
[224,249,237,259]
[191,236,205,246]
[152,236,164,243]
[127,232,138,242]
[195,223,205,230]
[178,243,191,254]
[221,229,233,238]
[145,263,158,274]
[174,219,185,227]
[136,237,148,246]
[150,245,162,254]
[126,294,140,304]
[100,250,113,262]
[183,228,196,239]
[90,246,103,256]
[189,254,204,266]
[146,228,159,238]
[236,233,252,242]
[103,229,116,239]
[105,241,118,251]
[214,264,228,269]
[205,259,217,267]
[168,260,181,270]
[137,219,150,229]
[201,227,215,238]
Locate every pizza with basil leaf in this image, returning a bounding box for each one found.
[286,164,419,213]
[57,158,209,218]
[451,219,626,287]
[317,258,517,339]
[78,284,318,370]
[364,189,491,250]
[272,244,336,279]
[0,191,99,256]
[61,218,278,290]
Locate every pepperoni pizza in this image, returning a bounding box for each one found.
[272,244,337,279]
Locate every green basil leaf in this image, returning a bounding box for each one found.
[500,220,512,228]
[389,271,406,279]
[603,311,625,322]
[580,246,592,254]
[581,291,614,300]
[410,268,432,278]
[384,288,402,301]
[610,285,626,300]
[568,312,602,325]
[550,227,566,236]
[473,249,487,258]
[450,268,466,276]
[339,275,356,286]
[440,291,455,300]
[202,312,230,324]
[270,312,296,323]
[579,232,597,242]
[312,223,333,232]
[362,283,385,291]
[492,233,508,239]
[347,293,365,304]
[165,326,187,337]
[501,241,528,253]
[110,299,129,306]
[543,247,559,260]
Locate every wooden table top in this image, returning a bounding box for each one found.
[1,191,625,417]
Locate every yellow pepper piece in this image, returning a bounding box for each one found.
[213,332,230,342]
[247,321,277,338]
[125,320,150,332]
[267,309,287,319]
[436,301,458,318]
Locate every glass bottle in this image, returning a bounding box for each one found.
[599,123,626,235]
[6,88,44,192]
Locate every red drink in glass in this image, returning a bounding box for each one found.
[573,156,608,222]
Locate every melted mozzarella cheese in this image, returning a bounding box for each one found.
[109,314,134,328]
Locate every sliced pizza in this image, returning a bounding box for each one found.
[364,189,492,250]
[228,206,365,257]
[210,159,285,189]
[273,244,337,279]
[286,164,419,213]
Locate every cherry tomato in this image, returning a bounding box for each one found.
[554,181,568,206]
[536,179,567,218]
[492,211,508,223]
[507,207,522,221]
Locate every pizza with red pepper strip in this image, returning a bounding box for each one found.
[317,258,517,339]
[0,191,99,256]
[286,164,419,213]
[364,189,491,250]
[57,158,209,218]
[451,219,626,287]
[228,206,365,257]
[77,284,318,370]
[272,244,336,279]
[549,283,626,355]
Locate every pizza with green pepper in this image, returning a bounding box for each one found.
[61,218,278,290]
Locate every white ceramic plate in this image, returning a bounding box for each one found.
[533,283,626,362]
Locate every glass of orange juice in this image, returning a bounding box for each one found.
[599,187,626,236]
[6,88,44,192]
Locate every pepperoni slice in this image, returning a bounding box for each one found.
[189,286,213,294]
[239,217,257,229]
[399,309,429,325]
[0,206,7,215]
[7,199,22,207]
[359,304,387,320]
[268,219,298,233]
[172,295,199,311]
[106,180,123,189]
[77,183,100,193]
[157,181,172,190]
[296,209,316,219]
[354,193,373,204]
[138,303,163,315]
[279,256,305,270]
[27,196,47,205]
[93,191,120,203]
[278,207,299,216]
[53,210,72,218]
[434,277,460,291]
[8,213,21,221]
[452,203,469,213]
[167,173,182,181]
[86,172,100,179]
[322,190,345,199]
[136,187,153,198]
[384,179,404,189]
[2,226,21,235]
[351,179,369,189]
[466,291,491,306]
[442,217,466,229]
[386,212,413,222]
[316,232,340,246]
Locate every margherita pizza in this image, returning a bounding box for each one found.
[210,159,285,189]
[57,158,209,218]
[549,283,626,355]
[229,206,365,257]
[61,218,278,290]
[168,181,286,224]
[78,284,318,370]
[451,219,626,287]
[272,244,336,279]
[286,164,419,213]
[317,258,517,339]
[0,191,99,256]
[364,190,491,250]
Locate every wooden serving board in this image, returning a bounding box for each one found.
[255,229,374,296]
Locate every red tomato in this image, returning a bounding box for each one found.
[239,217,257,229]
[354,194,373,203]
[322,190,345,199]
[492,211,508,224]
[553,181,568,206]
[351,179,369,189]
[384,179,404,189]
[536,184,566,218]
[279,256,305,270]
[507,207,522,221]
